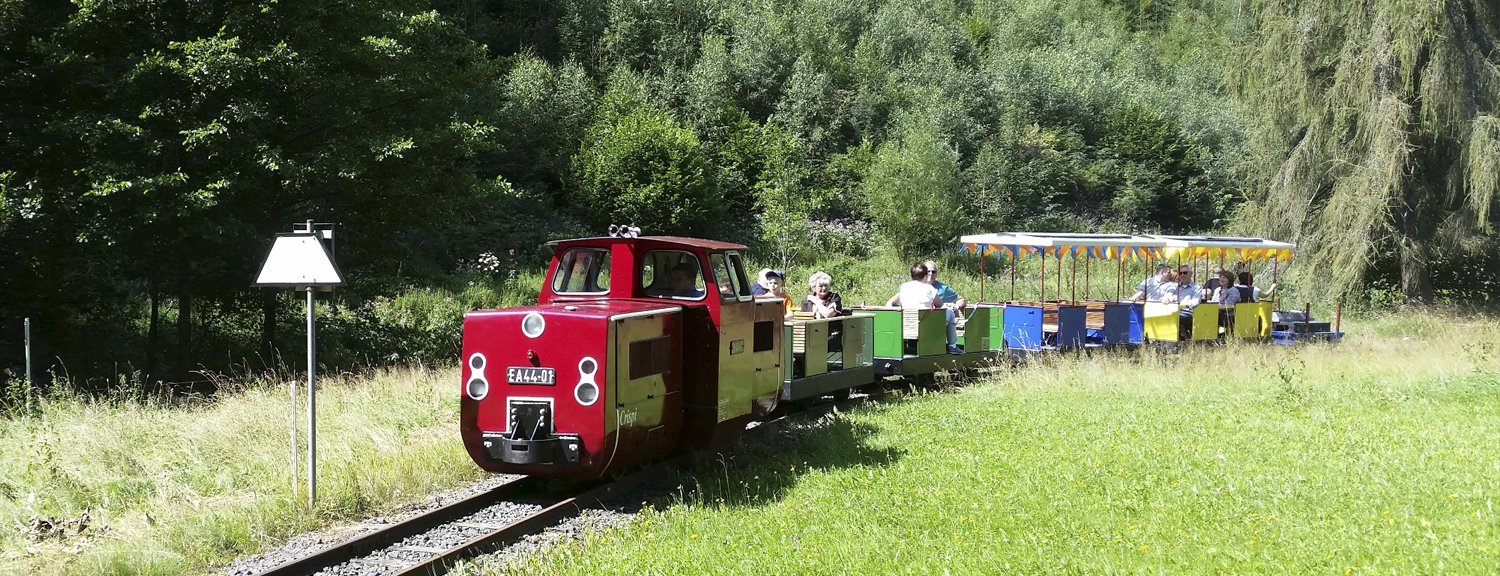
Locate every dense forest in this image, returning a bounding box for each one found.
[0,0,1496,389]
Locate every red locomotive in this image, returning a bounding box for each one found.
[459,234,785,478]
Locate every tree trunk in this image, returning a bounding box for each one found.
[148,271,159,378]
[177,258,193,379]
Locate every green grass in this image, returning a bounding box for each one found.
[482,311,1500,575]
[0,366,480,576]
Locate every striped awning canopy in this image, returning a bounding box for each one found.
[1149,235,1295,261]
[958,233,1167,260]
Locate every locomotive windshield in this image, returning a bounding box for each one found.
[552,247,612,294]
[641,250,706,300]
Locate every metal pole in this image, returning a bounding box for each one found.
[291,363,298,499]
[1009,254,1015,302]
[1040,252,1045,302]
[307,288,317,504]
[979,250,985,303]
[24,318,33,415]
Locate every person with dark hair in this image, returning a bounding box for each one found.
[924,260,966,354]
[667,263,704,298]
[886,262,938,309]
[1237,271,1276,301]
[1211,269,1241,307]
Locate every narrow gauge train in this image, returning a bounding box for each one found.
[460,231,1341,479]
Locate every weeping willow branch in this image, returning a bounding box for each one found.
[1231,0,1500,302]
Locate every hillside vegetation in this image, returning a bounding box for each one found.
[1,0,1496,387]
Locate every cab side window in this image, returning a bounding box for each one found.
[727,252,753,297]
[709,253,739,300]
[552,248,611,294]
[641,250,705,300]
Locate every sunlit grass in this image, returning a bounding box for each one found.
[0,366,479,576]
[491,311,1500,575]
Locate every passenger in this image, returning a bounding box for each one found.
[924,260,966,354]
[761,269,796,318]
[1129,265,1175,302]
[1171,266,1204,338]
[750,268,776,296]
[1204,266,1226,293]
[886,262,938,309]
[800,271,844,319]
[1211,269,1240,333]
[1236,273,1272,301]
[667,263,705,298]
[1211,270,1241,307]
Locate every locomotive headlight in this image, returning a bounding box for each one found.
[575,356,599,406]
[466,352,488,400]
[466,377,489,400]
[574,382,598,406]
[521,312,546,339]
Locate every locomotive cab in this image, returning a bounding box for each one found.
[460,235,784,478]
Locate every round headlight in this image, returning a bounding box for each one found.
[466,377,489,400]
[521,312,546,339]
[469,353,486,372]
[578,357,597,376]
[574,381,599,406]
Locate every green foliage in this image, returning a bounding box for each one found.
[860,122,964,259]
[1231,0,1500,302]
[572,90,722,235]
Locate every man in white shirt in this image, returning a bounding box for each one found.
[1173,266,1203,338]
[1130,265,1175,302]
[887,262,938,309]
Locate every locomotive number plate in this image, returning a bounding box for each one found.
[506,367,556,385]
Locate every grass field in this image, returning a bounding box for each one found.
[0,366,479,576]
[478,311,1500,575]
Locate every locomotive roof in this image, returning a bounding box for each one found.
[547,235,748,251]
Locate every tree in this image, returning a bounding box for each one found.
[1232,0,1500,302]
[572,96,722,236]
[861,122,964,259]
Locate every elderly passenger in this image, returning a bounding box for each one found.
[800,271,844,319]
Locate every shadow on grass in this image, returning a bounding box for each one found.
[653,394,915,512]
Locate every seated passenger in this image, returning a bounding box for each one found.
[1211,270,1241,307]
[924,260,966,354]
[666,263,705,298]
[751,268,776,296]
[800,271,844,319]
[1204,266,1226,293]
[1211,269,1240,332]
[1130,265,1176,302]
[886,262,937,309]
[1237,271,1275,301]
[1172,266,1203,338]
[758,269,796,318]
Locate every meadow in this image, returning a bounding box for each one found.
[478,311,1500,575]
[0,367,479,576]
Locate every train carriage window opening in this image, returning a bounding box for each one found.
[641,250,706,300]
[553,248,611,294]
[726,252,753,298]
[709,253,739,300]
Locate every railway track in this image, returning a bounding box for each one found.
[245,388,896,576]
[249,462,672,576]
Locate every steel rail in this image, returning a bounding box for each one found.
[250,388,892,576]
[390,459,677,576]
[250,475,545,576]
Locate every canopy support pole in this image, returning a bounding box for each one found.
[1040,252,1045,302]
[1010,254,1016,302]
[1071,256,1077,302]
[979,250,985,302]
